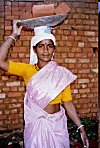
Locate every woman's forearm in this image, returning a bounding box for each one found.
[64,101,81,126]
[0,33,17,71]
[0,33,17,61]
[64,100,85,133]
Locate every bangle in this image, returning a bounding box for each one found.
[9,36,16,42]
[76,124,84,132]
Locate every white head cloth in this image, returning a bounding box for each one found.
[30,26,56,64]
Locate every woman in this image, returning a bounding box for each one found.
[0,21,88,148]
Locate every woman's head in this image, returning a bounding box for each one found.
[30,26,56,64]
[33,39,55,63]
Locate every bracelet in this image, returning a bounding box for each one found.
[76,124,84,132]
[9,36,16,42]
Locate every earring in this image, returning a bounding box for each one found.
[51,53,55,60]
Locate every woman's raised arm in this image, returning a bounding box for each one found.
[0,20,23,71]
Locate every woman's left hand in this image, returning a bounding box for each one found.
[80,129,89,147]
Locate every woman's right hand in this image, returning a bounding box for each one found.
[12,20,23,37]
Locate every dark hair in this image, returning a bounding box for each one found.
[33,39,56,50]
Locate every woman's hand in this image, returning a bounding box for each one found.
[12,20,23,37]
[80,130,89,147]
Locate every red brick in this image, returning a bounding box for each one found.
[10,87,17,92]
[66,41,72,47]
[5,26,12,31]
[0,18,4,23]
[17,97,24,103]
[84,25,91,30]
[18,87,25,92]
[55,3,70,15]
[54,58,64,64]
[13,47,27,53]
[78,42,84,48]
[0,115,7,120]
[5,11,11,16]
[79,108,90,114]
[78,79,89,83]
[12,119,19,124]
[76,73,81,78]
[3,87,10,92]
[69,19,76,25]
[5,31,11,35]
[89,3,98,9]
[0,12,4,17]
[22,59,29,63]
[68,53,75,57]
[71,30,77,36]
[20,35,32,41]
[73,99,78,104]
[5,15,19,20]
[81,64,89,68]
[78,31,84,35]
[61,53,67,58]
[10,99,17,103]
[54,53,60,59]
[12,2,18,7]
[12,7,19,11]
[71,69,77,74]
[65,58,76,63]
[69,64,75,69]
[5,21,11,26]
[84,31,95,36]
[11,53,18,58]
[8,92,22,98]
[63,30,70,35]
[90,14,98,20]
[4,110,10,115]
[60,24,71,30]
[79,88,90,93]
[75,53,81,58]
[2,76,9,81]
[19,2,26,7]
[19,53,25,58]
[20,12,32,20]
[73,42,78,47]
[91,108,98,113]
[12,11,23,16]
[32,4,55,18]
[5,6,11,11]
[58,30,64,35]
[68,36,75,41]
[83,20,95,25]
[59,41,66,46]
[84,9,95,14]
[23,41,30,46]
[81,94,87,98]
[0,120,4,125]
[70,47,82,53]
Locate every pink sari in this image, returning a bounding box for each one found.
[24,61,77,148]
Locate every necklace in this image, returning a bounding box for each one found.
[35,64,40,71]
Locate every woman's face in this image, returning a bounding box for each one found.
[34,39,55,63]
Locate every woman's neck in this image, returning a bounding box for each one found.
[37,61,50,69]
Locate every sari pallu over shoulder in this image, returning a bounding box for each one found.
[25,61,77,109]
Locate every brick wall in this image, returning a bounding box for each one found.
[0,0,98,132]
